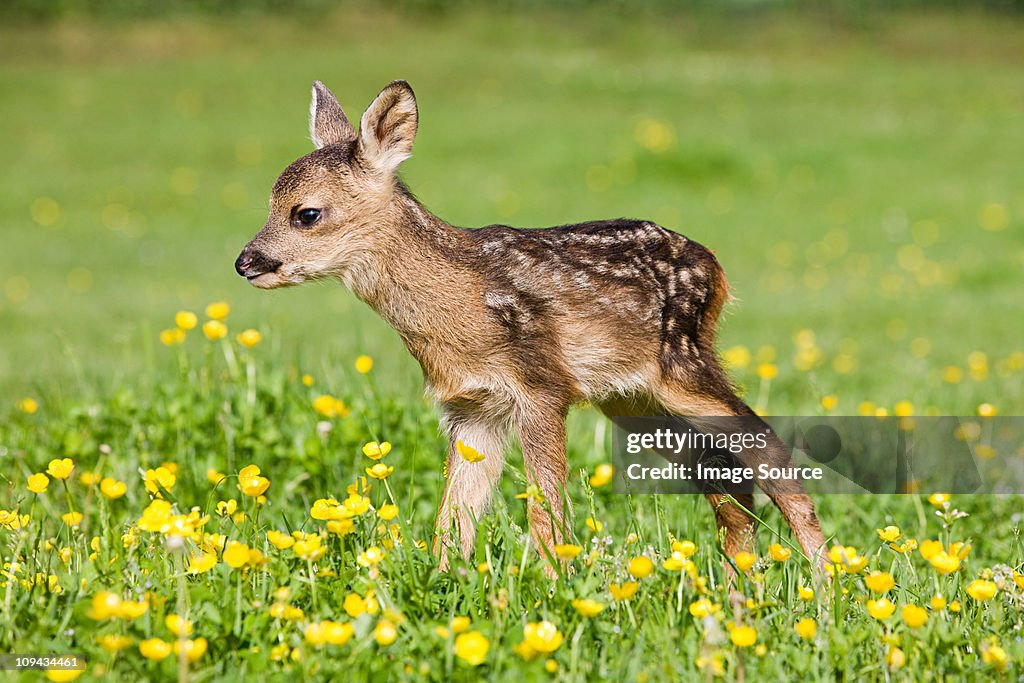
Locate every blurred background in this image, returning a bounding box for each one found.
[1,0,1021,413]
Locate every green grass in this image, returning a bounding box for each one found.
[1,6,1023,681]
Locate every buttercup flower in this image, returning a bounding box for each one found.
[100,477,127,499]
[355,355,374,374]
[589,464,613,487]
[865,571,895,593]
[456,440,486,463]
[454,631,489,666]
[523,621,563,653]
[203,320,227,340]
[965,579,997,601]
[769,543,791,562]
[238,464,270,497]
[205,301,230,320]
[27,473,49,493]
[901,605,928,628]
[139,638,172,661]
[554,544,582,560]
[236,329,261,348]
[572,599,605,617]
[733,552,756,572]
[730,625,757,647]
[366,463,394,480]
[867,598,896,620]
[362,441,392,460]
[628,556,654,578]
[47,458,74,480]
[175,311,197,331]
[795,618,816,640]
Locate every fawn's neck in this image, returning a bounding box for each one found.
[341,188,471,346]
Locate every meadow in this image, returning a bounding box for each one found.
[1,6,1023,681]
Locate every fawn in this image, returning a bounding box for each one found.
[235,80,826,575]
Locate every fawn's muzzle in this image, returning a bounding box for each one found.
[234,248,282,280]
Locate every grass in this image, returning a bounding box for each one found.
[0,6,1023,681]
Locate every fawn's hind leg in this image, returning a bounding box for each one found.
[654,380,827,568]
[433,406,508,569]
[514,398,571,578]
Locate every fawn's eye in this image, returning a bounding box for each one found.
[295,208,321,227]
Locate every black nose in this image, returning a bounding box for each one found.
[234,252,253,276]
[235,248,283,278]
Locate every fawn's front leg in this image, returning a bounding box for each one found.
[433,409,507,570]
[515,403,571,577]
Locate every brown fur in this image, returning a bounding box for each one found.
[235,80,827,576]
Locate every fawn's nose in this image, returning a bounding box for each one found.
[235,248,283,279]
[234,252,253,276]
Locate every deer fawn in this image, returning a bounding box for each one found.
[235,80,826,576]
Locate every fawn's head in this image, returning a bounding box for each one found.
[235,80,418,288]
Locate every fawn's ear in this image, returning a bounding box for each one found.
[309,80,355,149]
[357,80,418,174]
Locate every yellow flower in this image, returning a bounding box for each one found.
[949,600,961,612]
[768,543,791,562]
[977,402,997,417]
[929,552,961,575]
[798,585,814,601]
[454,631,489,666]
[202,320,227,340]
[980,642,1009,671]
[47,458,74,480]
[586,516,603,532]
[238,464,270,497]
[362,441,392,460]
[610,582,638,601]
[794,618,816,640]
[930,595,947,611]
[173,637,208,662]
[733,552,756,572]
[877,525,901,542]
[629,556,654,578]
[901,604,928,629]
[267,530,296,549]
[723,345,751,370]
[554,544,582,560]
[18,397,39,414]
[867,598,896,620]
[589,464,614,487]
[144,466,176,496]
[820,394,838,411]
[223,541,252,568]
[672,539,698,557]
[160,328,185,346]
[572,599,605,617]
[523,620,563,653]
[100,477,127,499]
[165,614,193,636]
[205,301,230,320]
[865,571,895,593]
[688,598,719,619]
[236,328,262,348]
[757,363,778,380]
[97,634,133,653]
[207,468,226,484]
[965,579,997,601]
[27,473,49,493]
[888,647,906,671]
[343,592,370,618]
[358,546,385,567]
[313,394,349,418]
[730,625,757,648]
[355,355,374,374]
[46,670,82,682]
[365,463,394,480]
[456,440,486,463]
[175,311,197,331]
[927,493,950,508]
[188,551,218,574]
[62,511,83,526]
[301,373,314,386]
[139,638,172,661]
[375,619,398,646]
